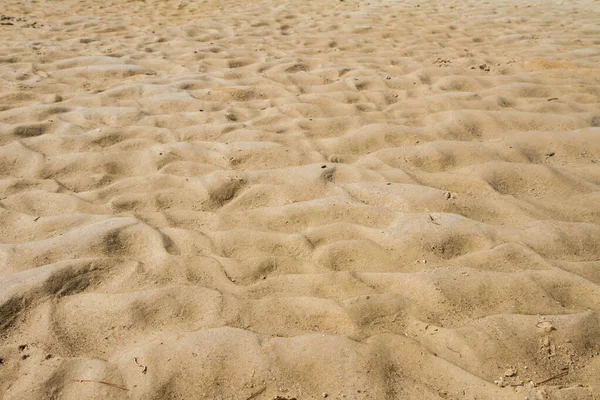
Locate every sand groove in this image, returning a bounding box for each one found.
[1,0,600,398]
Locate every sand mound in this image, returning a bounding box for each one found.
[1,0,600,398]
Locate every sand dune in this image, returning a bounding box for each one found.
[1,0,600,398]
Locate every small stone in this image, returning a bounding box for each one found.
[504,368,517,377]
[444,191,451,199]
[546,152,555,157]
[323,393,329,398]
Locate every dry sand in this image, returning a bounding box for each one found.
[1,0,600,398]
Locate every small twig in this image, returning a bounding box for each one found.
[535,370,569,386]
[221,268,237,283]
[246,386,266,400]
[71,379,128,391]
[34,216,40,221]
[547,97,559,101]
[428,214,440,225]
[134,357,148,374]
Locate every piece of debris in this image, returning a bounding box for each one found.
[71,379,128,391]
[536,321,555,332]
[547,98,558,101]
[428,214,440,225]
[245,386,266,399]
[134,357,148,374]
[546,152,555,157]
[504,368,517,377]
[433,58,451,67]
[535,369,569,386]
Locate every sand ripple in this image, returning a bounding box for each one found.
[1,0,600,398]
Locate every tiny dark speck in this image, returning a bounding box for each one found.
[321,165,326,168]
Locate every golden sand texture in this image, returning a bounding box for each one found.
[1,0,600,398]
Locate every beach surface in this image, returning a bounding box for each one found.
[1,0,600,398]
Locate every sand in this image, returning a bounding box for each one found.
[1,0,600,398]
